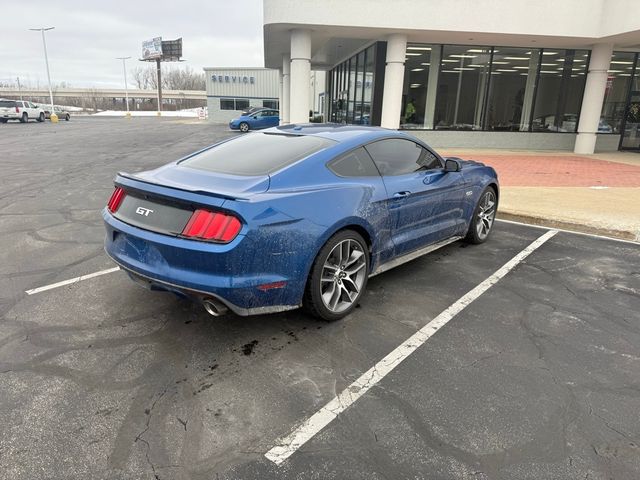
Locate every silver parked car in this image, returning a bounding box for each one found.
[42,105,71,121]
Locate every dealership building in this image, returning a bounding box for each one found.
[203,67,280,123]
[263,0,640,153]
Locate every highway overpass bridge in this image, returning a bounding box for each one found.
[0,87,206,100]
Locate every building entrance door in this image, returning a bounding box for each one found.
[620,91,640,150]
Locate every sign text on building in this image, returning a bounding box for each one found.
[211,74,256,84]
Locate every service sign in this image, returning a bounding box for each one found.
[142,37,162,60]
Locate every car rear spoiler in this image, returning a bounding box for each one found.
[116,171,244,201]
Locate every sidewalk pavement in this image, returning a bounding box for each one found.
[440,149,640,241]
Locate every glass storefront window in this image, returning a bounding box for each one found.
[401,44,434,129]
[346,58,356,123]
[434,45,492,130]
[354,50,365,124]
[601,52,638,133]
[362,45,375,125]
[485,47,541,131]
[328,44,379,125]
[532,49,589,132]
[620,68,640,149]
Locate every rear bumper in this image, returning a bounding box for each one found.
[103,209,303,315]
[1,113,19,119]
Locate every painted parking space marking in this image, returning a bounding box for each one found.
[496,218,640,245]
[264,229,558,466]
[25,266,121,295]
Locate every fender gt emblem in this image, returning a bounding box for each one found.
[135,206,154,216]
[465,190,473,196]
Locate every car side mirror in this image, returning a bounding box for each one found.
[252,115,258,119]
[444,158,461,172]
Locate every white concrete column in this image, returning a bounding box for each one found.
[289,29,311,124]
[380,33,407,129]
[281,54,291,124]
[278,68,283,124]
[574,43,614,154]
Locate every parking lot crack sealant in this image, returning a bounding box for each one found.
[264,229,558,466]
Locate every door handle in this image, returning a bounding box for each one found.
[393,191,411,198]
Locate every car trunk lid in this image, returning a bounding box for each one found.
[111,166,263,239]
[126,162,270,199]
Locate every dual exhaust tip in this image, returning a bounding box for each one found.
[202,298,228,317]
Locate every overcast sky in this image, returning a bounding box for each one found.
[0,0,264,88]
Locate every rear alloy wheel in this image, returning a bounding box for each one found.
[239,122,249,133]
[20,113,28,123]
[304,230,369,321]
[37,112,45,122]
[465,186,497,244]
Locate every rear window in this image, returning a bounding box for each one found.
[0,100,16,107]
[180,133,335,176]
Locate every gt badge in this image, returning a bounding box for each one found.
[135,206,154,216]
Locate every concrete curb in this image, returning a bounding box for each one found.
[497,211,640,242]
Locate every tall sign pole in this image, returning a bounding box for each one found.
[140,37,182,118]
[29,27,57,122]
[116,56,131,117]
[156,58,162,115]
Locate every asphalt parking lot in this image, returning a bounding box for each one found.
[1,117,639,480]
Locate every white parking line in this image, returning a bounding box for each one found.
[496,218,640,245]
[25,266,121,295]
[264,229,558,466]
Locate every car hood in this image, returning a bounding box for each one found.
[121,162,270,200]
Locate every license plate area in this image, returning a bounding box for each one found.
[114,194,193,236]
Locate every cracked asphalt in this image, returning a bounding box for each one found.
[1,117,639,479]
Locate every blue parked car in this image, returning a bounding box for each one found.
[229,108,280,132]
[103,125,498,321]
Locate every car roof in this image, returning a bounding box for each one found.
[264,123,410,143]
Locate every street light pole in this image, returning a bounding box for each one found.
[116,56,131,118]
[29,27,57,122]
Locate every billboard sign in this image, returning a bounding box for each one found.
[142,37,163,60]
[161,38,182,61]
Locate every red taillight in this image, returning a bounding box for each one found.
[107,187,126,213]
[15,106,19,113]
[182,209,241,243]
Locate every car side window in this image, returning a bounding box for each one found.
[364,139,441,176]
[328,147,380,177]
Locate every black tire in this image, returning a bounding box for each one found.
[65,114,70,121]
[20,113,28,123]
[37,112,45,122]
[304,229,369,321]
[0,119,7,124]
[239,122,249,133]
[465,186,498,244]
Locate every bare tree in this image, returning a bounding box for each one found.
[130,65,205,90]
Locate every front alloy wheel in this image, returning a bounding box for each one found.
[305,230,369,321]
[466,187,497,244]
[239,122,249,133]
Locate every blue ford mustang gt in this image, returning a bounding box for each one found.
[103,124,498,321]
[229,108,280,132]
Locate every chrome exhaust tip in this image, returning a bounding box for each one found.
[202,298,228,317]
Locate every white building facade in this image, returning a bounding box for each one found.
[263,0,640,153]
[203,67,279,123]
